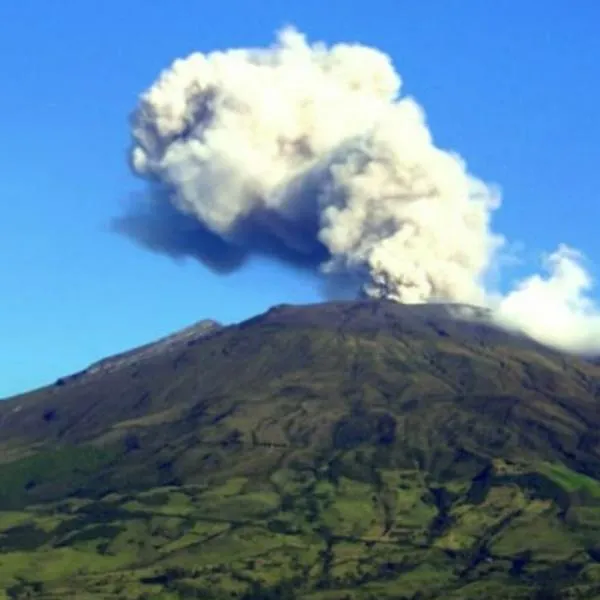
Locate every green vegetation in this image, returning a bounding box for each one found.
[0,461,599,599]
[0,300,599,598]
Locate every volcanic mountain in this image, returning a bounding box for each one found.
[1,300,600,599]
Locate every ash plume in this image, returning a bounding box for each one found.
[116,27,600,354]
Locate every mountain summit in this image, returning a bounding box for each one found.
[1,301,600,599]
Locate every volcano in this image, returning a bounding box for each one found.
[1,300,600,599]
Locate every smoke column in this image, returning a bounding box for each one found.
[117,27,600,354]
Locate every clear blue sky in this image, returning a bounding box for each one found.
[1,1,599,398]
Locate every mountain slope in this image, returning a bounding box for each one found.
[1,300,600,599]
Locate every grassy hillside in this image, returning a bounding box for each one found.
[1,301,600,598]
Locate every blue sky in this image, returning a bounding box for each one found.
[1,0,599,397]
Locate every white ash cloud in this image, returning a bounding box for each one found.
[492,246,600,354]
[116,27,600,354]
